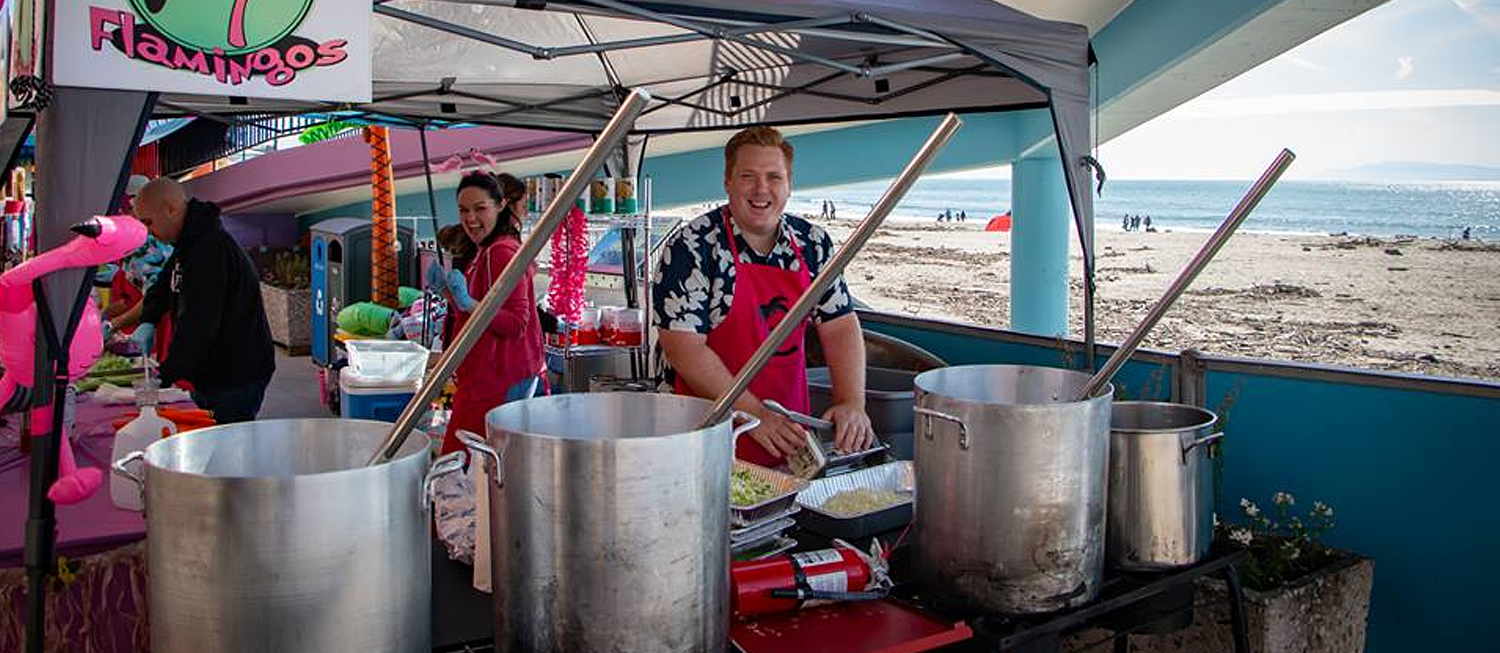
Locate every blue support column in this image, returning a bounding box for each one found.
[1010,155,1071,336]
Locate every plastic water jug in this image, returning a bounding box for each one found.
[110,376,177,510]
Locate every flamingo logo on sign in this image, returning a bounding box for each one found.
[128,0,313,55]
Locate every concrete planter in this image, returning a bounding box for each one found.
[1072,552,1374,653]
[261,283,311,354]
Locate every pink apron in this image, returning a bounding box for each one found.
[675,210,812,466]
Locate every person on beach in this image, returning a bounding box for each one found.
[1123,214,1131,232]
[654,125,874,465]
[1462,227,1471,240]
[959,210,966,223]
[435,172,545,455]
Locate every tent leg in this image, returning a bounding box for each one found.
[25,85,155,653]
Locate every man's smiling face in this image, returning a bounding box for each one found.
[724,144,791,238]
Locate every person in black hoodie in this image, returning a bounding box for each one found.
[120,178,275,423]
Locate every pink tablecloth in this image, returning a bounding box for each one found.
[0,397,193,652]
[0,399,196,566]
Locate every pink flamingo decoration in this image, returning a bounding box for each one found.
[468,148,500,173]
[432,153,465,174]
[1,215,148,504]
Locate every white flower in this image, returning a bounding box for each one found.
[1274,491,1295,507]
[1313,501,1334,518]
[1213,513,1221,528]
[1240,498,1261,518]
[1229,527,1253,546]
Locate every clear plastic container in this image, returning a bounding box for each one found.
[598,306,619,344]
[576,308,601,345]
[612,308,643,346]
[342,339,429,388]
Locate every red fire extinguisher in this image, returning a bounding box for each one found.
[731,543,890,619]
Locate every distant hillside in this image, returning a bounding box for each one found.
[1318,161,1500,182]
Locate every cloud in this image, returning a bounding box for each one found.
[1285,55,1327,73]
[1173,88,1500,118]
[1394,56,1415,80]
[1451,0,1500,37]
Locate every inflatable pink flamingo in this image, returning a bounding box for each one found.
[0,215,148,503]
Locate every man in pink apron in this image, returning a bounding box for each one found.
[654,126,874,466]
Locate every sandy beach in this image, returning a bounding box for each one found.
[813,218,1500,383]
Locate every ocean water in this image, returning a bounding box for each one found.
[786,178,1500,239]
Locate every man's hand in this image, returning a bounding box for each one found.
[822,402,875,453]
[746,401,810,460]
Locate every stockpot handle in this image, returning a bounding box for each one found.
[731,410,761,441]
[112,450,147,509]
[456,429,503,488]
[915,406,969,450]
[1181,432,1225,463]
[423,451,467,509]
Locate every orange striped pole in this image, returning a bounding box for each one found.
[364,126,400,308]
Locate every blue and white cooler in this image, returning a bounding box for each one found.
[339,339,428,422]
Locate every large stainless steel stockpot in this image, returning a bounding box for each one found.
[458,393,755,653]
[913,365,1112,614]
[1107,401,1222,570]
[113,419,462,653]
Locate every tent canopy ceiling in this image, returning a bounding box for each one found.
[144,0,1095,246]
[151,0,1086,135]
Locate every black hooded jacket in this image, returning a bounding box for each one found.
[141,199,275,390]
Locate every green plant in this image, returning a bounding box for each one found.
[1217,491,1340,591]
[263,250,310,289]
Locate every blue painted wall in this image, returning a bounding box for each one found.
[1203,371,1498,653]
[298,111,1021,229]
[861,313,1500,653]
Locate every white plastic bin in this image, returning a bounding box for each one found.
[343,339,428,388]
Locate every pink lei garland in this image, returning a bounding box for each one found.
[547,207,589,327]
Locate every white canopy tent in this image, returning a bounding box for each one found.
[149,0,1098,252]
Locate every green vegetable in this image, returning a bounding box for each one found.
[87,354,137,377]
[731,468,777,507]
[76,372,143,392]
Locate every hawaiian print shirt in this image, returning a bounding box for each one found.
[653,206,853,334]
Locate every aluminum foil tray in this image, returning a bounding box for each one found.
[795,461,915,540]
[732,536,798,562]
[729,516,796,547]
[730,504,800,538]
[731,460,809,526]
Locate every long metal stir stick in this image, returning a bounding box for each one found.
[699,113,963,428]
[1077,149,1296,401]
[368,89,653,465]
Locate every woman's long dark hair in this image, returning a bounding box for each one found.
[457,172,527,247]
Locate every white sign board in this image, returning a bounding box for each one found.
[52,0,370,102]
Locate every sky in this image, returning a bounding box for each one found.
[938,0,1500,181]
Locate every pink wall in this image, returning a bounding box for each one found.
[185,126,592,213]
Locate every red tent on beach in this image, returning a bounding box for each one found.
[986,211,1013,232]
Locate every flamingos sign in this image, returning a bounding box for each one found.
[52,0,370,101]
